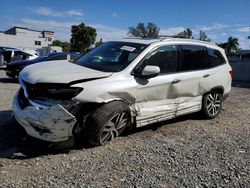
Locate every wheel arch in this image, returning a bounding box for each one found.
[76,98,134,119]
[205,86,225,96]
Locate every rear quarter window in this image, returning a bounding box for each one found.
[207,48,226,68]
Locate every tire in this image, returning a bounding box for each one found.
[201,90,222,119]
[7,74,16,78]
[87,101,131,146]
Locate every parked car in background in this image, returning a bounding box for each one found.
[0,47,38,68]
[12,38,232,146]
[6,52,81,78]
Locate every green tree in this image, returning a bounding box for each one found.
[95,38,103,47]
[62,42,71,52]
[226,36,239,54]
[217,36,239,54]
[199,30,210,41]
[70,23,97,53]
[128,22,160,38]
[177,28,193,39]
[52,40,71,52]
[52,40,63,47]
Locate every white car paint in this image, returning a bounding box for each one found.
[12,38,232,142]
[20,61,112,84]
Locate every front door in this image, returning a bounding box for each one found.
[133,45,180,127]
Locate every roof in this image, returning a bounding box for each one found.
[12,26,54,33]
[111,37,219,48]
[109,37,221,49]
[111,38,161,44]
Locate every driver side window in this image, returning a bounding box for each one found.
[143,45,178,74]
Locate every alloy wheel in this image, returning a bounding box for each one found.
[206,92,221,116]
[100,112,129,144]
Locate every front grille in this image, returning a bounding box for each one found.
[22,81,82,100]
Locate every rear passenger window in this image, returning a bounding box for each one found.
[207,48,226,68]
[143,45,178,74]
[180,45,207,71]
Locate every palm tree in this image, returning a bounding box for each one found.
[226,36,239,54]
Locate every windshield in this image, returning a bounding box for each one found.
[74,42,148,72]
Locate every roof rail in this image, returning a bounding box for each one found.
[124,35,186,40]
[124,36,159,40]
[157,35,188,41]
[158,35,182,38]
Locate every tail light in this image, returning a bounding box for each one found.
[229,70,234,78]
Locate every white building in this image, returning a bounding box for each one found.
[0,26,61,54]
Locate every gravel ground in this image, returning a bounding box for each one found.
[0,70,249,187]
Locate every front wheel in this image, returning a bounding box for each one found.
[87,101,131,146]
[201,91,222,119]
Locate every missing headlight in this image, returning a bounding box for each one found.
[22,81,83,100]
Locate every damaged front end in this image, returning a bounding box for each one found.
[12,79,83,142]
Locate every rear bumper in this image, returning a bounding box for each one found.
[12,92,77,142]
[222,93,230,102]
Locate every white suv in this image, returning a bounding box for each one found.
[12,38,232,146]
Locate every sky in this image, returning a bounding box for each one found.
[0,0,250,48]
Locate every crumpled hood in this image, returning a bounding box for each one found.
[19,61,112,84]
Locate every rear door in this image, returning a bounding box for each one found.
[173,45,208,116]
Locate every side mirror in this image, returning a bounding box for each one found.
[140,65,160,78]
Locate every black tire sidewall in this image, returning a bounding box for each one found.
[87,101,131,146]
[202,91,222,119]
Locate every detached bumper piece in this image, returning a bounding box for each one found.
[12,92,77,142]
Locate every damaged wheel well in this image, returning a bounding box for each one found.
[204,86,224,97]
[72,100,133,141]
[72,102,104,136]
[211,86,224,95]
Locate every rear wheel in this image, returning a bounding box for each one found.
[201,91,222,119]
[87,101,131,146]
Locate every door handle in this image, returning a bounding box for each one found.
[203,74,210,78]
[171,79,181,84]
